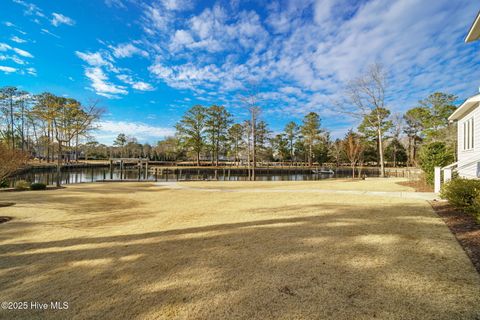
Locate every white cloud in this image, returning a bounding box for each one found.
[12,47,33,58]
[85,67,128,98]
[51,13,75,27]
[169,29,194,51]
[148,63,173,79]
[13,0,45,18]
[0,43,12,51]
[11,36,27,43]
[110,43,148,58]
[0,43,33,58]
[117,74,154,91]
[142,3,173,34]
[26,67,37,76]
[149,62,221,90]
[0,66,17,73]
[104,0,126,9]
[313,0,335,25]
[41,28,60,38]
[10,55,26,65]
[43,0,480,139]
[76,51,111,67]
[161,0,194,11]
[132,81,154,91]
[97,120,175,143]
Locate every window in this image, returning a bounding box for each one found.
[463,117,474,150]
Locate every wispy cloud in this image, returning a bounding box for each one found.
[12,0,45,18]
[109,43,148,58]
[26,67,36,76]
[9,0,480,139]
[104,0,127,9]
[76,51,112,67]
[11,36,27,43]
[51,12,75,27]
[117,74,154,91]
[96,120,175,143]
[0,65,17,73]
[0,42,33,72]
[12,47,33,58]
[40,28,60,38]
[85,67,127,98]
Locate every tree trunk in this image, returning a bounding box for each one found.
[247,135,251,180]
[413,139,417,166]
[75,133,79,162]
[309,143,313,167]
[47,125,51,163]
[377,127,385,177]
[9,95,15,149]
[393,145,397,168]
[215,139,219,166]
[21,102,25,152]
[251,113,256,181]
[196,150,200,166]
[56,142,62,187]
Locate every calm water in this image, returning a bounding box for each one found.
[9,166,381,186]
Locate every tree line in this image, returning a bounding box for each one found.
[0,86,102,186]
[101,86,455,182]
[0,64,458,183]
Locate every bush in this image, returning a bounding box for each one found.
[0,180,9,188]
[441,178,480,221]
[419,142,454,185]
[14,180,30,190]
[30,182,47,190]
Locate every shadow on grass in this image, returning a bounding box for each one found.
[0,203,479,320]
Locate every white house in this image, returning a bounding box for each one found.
[434,12,480,192]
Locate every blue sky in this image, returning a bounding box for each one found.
[1,0,479,144]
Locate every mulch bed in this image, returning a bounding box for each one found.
[430,201,480,274]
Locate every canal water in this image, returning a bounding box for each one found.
[8,166,381,186]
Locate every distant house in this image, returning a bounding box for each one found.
[435,13,480,192]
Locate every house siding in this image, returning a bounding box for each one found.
[457,103,480,178]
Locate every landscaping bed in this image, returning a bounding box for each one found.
[430,201,480,273]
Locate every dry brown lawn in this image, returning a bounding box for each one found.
[0,179,479,319]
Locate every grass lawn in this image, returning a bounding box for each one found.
[0,179,479,319]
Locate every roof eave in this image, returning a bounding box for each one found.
[448,95,480,122]
[466,11,480,43]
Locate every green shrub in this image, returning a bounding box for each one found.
[30,182,47,190]
[0,180,9,188]
[14,180,30,190]
[419,142,454,185]
[440,178,480,221]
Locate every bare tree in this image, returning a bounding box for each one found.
[241,87,261,181]
[342,63,389,177]
[0,143,28,183]
[343,130,364,179]
[243,120,252,180]
[330,139,343,168]
[46,96,102,186]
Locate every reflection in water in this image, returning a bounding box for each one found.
[9,166,380,186]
